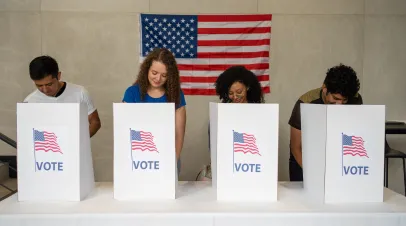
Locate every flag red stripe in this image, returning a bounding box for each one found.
[181,75,269,83]
[198,39,270,46]
[343,152,368,157]
[178,63,268,71]
[198,15,272,22]
[197,51,269,58]
[181,86,270,95]
[132,143,156,147]
[198,27,270,34]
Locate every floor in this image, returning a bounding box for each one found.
[0,178,17,200]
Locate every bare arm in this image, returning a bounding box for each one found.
[175,106,186,160]
[290,126,302,167]
[88,110,101,137]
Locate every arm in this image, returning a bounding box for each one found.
[88,110,101,137]
[288,100,303,167]
[290,126,302,167]
[175,106,186,160]
[81,88,101,137]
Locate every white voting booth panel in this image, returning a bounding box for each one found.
[16,103,94,201]
[113,103,176,200]
[301,104,385,203]
[210,103,279,201]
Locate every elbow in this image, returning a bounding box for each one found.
[93,120,101,133]
[96,121,102,131]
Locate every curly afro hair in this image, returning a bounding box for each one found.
[214,66,264,103]
[323,64,360,99]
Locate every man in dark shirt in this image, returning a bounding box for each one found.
[288,64,363,181]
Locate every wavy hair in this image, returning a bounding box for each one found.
[134,48,181,105]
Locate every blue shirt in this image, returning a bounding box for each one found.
[122,84,186,109]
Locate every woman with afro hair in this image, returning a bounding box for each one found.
[214,65,264,103]
[196,66,264,181]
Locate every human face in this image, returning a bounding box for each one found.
[228,81,248,103]
[148,60,168,89]
[322,87,348,104]
[34,73,61,97]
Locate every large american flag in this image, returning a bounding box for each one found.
[140,14,272,95]
[233,131,261,156]
[130,129,158,153]
[33,129,62,154]
[342,134,368,158]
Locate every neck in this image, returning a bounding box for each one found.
[53,81,64,97]
[148,85,165,93]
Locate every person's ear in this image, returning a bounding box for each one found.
[57,72,61,80]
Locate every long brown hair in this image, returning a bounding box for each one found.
[134,48,181,105]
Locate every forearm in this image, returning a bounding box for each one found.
[174,107,186,160]
[291,147,303,167]
[89,121,101,138]
[175,133,184,160]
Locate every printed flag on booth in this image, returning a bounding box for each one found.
[342,133,368,158]
[139,14,272,95]
[130,129,158,153]
[33,129,62,154]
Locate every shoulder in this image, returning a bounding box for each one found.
[123,84,141,103]
[299,88,322,103]
[179,89,186,99]
[67,83,93,102]
[125,84,141,94]
[23,90,40,103]
[178,89,186,108]
[348,92,363,105]
[66,82,88,95]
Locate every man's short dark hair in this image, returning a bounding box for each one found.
[29,55,59,80]
[323,64,360,99]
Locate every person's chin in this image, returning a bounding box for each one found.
[43,92,54,97]
[148,82,159,88]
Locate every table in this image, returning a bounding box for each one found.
[0,182,406,226]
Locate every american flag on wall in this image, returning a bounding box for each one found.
[140,14,272,95]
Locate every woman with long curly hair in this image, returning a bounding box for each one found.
[196,66,264,181]
[122,48,186,174]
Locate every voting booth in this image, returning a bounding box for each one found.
[16,103,95,201]
[210,103,279,201]
[301,104,385,203]
[113,103,177,200]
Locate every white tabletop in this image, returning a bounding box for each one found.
[0,181,405,226]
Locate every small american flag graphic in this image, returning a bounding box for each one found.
[33,129,62,154]
[233,131,261,156]
[140,14,272,95]
[130,129,158,153]
[342,133,368,158]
